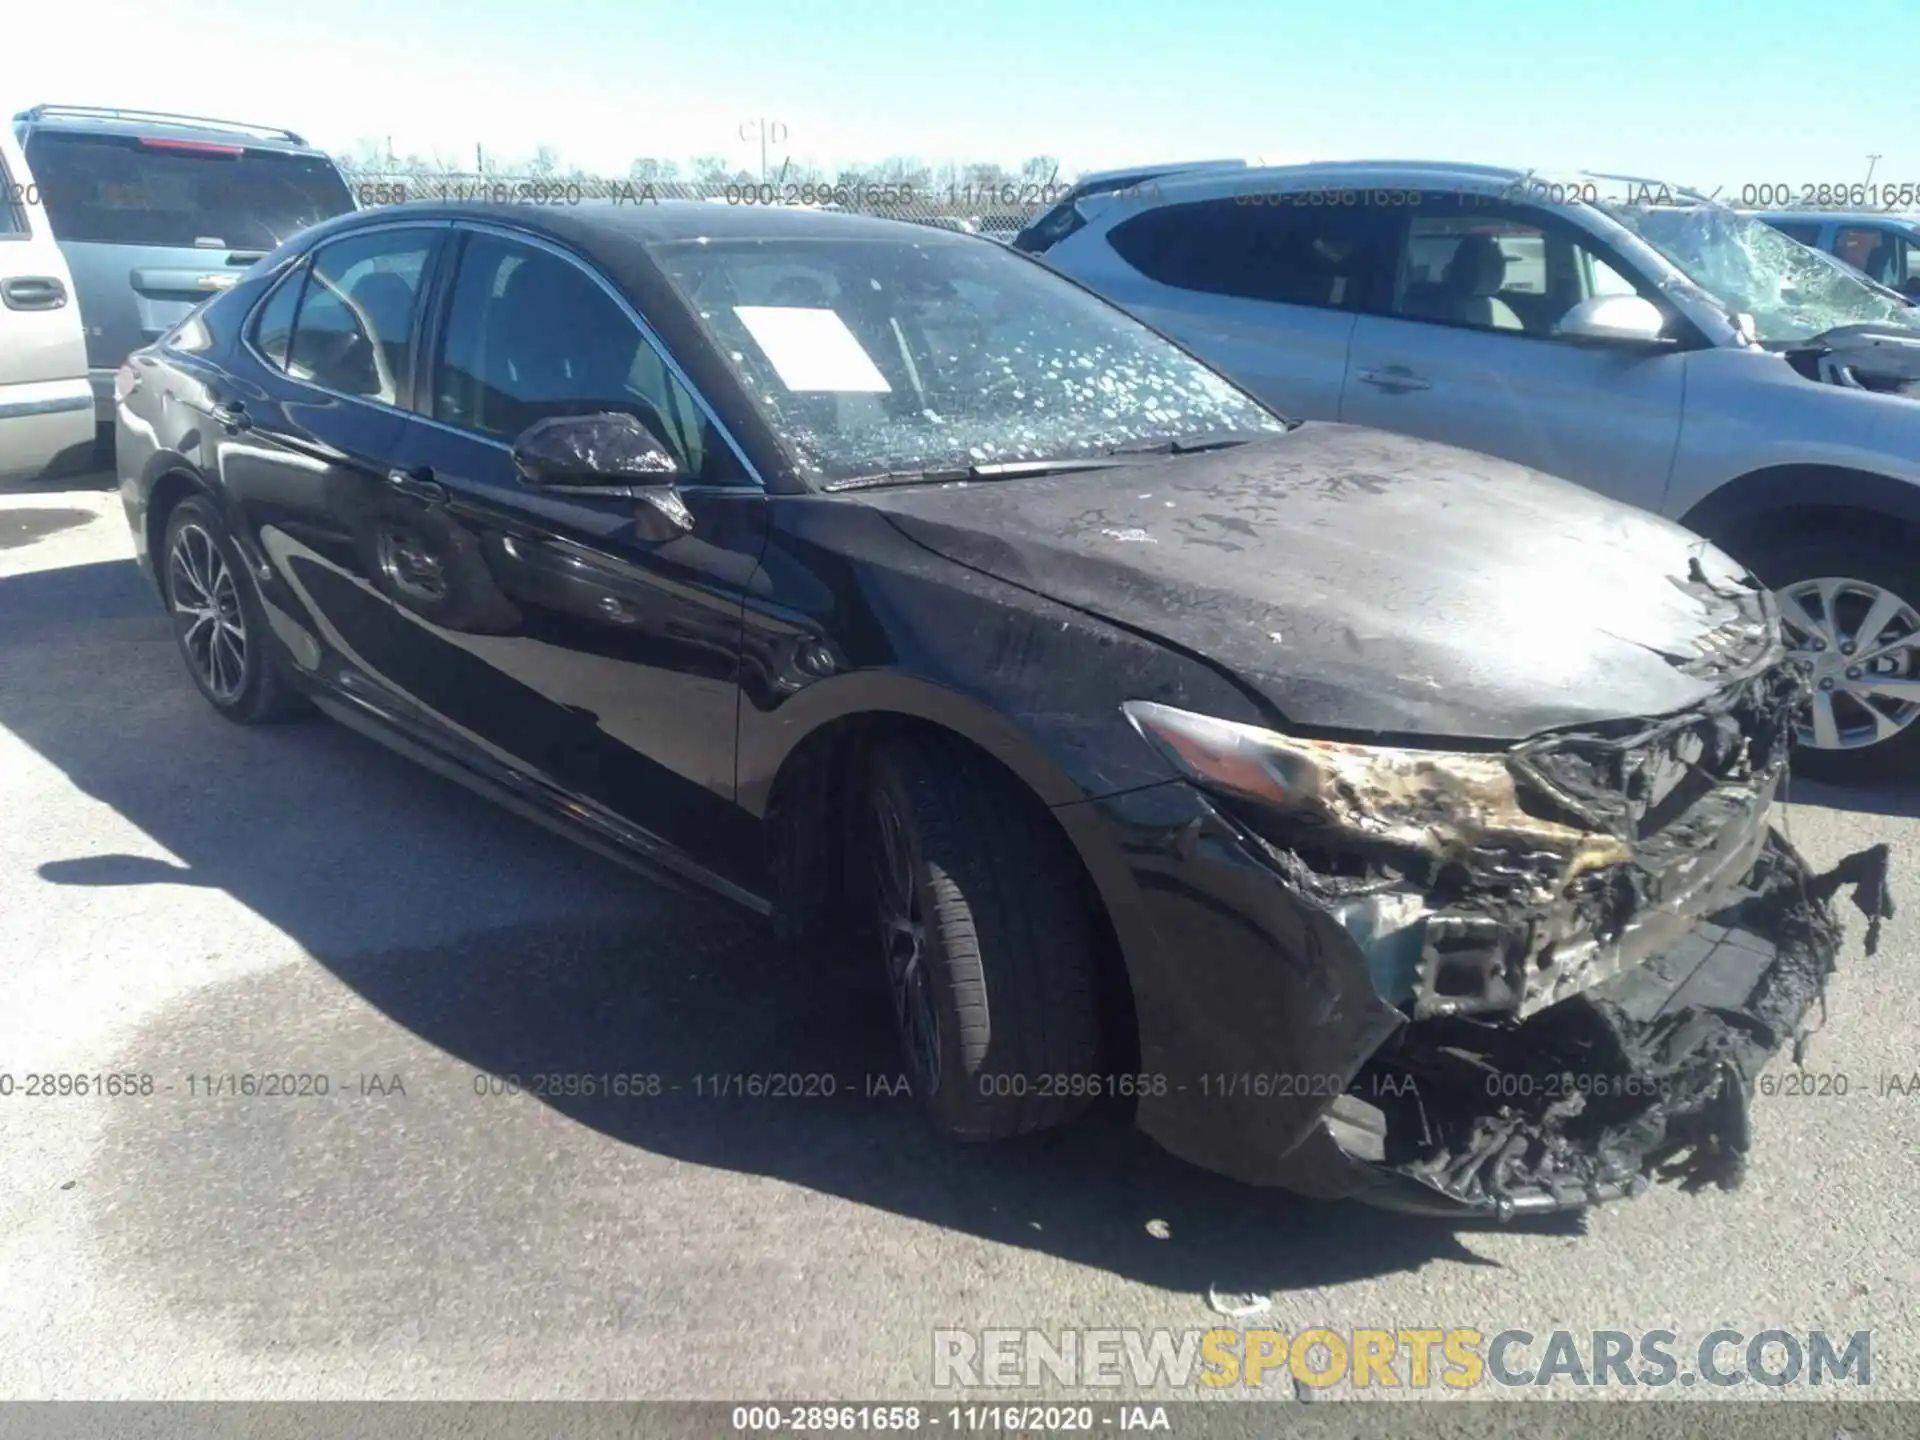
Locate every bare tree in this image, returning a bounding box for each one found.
[870,154,932,189]
[628,157,681,183]
[690,154,730,186]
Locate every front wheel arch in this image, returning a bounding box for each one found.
[1679,463,1920,555]
[760,705,1144,1077]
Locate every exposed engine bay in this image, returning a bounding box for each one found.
[1786,323,1920,396]
[1224,652,1894,1215]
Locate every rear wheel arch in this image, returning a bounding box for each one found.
[143,465,217,578]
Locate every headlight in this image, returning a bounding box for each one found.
[1121,700,1629,876]
[1124,701,1637,1013]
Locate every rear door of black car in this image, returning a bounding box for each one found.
[373,222,771,893]
[213,220,449,725]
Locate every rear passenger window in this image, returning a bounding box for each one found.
[1769,221,1824,245]
[281,230,435,403]
[1107,199,1390,312]
[1835,226,1901,287]
[250,264,305,369]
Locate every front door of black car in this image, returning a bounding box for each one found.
[217,223,447,724]
[373,225,770,891]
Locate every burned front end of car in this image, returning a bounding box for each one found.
[1115,643,1891,1217]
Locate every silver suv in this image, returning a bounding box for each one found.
[1025,160,1920,781]
[11,105,355,440]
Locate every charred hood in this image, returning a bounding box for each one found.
[866,424,1779,740]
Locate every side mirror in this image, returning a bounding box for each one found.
[1554,294,1671,346]
[511,411,684,491]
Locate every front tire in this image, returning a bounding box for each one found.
[864,732,1104,1142]
[162,496,310,724]
[1742,527,1920,784]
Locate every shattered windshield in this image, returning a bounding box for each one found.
[647,232,1287,483]
[1595,200,1920,345]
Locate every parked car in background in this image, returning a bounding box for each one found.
[1027,160,1920,780]
[114,201,1883,1216]
[11,105,355,446]
[1755,211,1920,299]
[0,125,91,481]
[1014,158,1247,256]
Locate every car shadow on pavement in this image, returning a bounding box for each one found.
[1782,773,1920,821]
[4,557,1577,1306]
[0,464,118,497]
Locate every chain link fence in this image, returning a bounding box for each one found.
[338,172,1062,238]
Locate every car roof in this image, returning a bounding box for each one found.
[12,104,318,154]
[312,198,983,249]
[1077,159,1736,211]
[1751,209,1920,228]
[1108,158,1622,207]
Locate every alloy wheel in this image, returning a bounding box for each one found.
[168,523,248,703]
[1776,576,1920,750]
[871,787,942,1096]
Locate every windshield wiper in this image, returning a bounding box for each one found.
[824,457,1130,491]
[1105,431,1278,458]
[825,431,1283,492]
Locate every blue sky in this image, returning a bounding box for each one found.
[14,0,1911,185]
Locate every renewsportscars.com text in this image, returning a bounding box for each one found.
[933,1327,1872,1390]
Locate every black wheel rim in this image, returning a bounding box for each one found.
[168,522,247,703]
[872,787,941,1096]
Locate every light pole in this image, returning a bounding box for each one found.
[1867,153,1883,185]
[738,118,788,183]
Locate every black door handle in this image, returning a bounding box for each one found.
[387,465,449,504]
[2,276,69,311]
[210,399,252,432]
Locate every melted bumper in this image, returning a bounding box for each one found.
[1285,832,1891,1216]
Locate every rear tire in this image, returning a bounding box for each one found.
[161,496,310,725]
[864,732,1104,1141]
[1740,527,1920,784]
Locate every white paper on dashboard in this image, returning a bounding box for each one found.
[732,306,892,392]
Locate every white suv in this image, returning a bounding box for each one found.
[0,127,90,482]
[1024,160,1920,781]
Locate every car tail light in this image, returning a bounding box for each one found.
[139,138,245,156]
[114,361,140,404]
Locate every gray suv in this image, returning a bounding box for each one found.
[11,105,355,439]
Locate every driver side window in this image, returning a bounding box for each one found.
[432,232,739,483]
[1395,202,1653,340]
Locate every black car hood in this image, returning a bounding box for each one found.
[862,424,1776,741]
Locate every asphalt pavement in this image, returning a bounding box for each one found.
[1,480,1916,1406]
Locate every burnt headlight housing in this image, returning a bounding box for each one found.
[1123,701,1636,1012]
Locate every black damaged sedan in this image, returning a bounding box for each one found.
[116,202,1890,1216]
